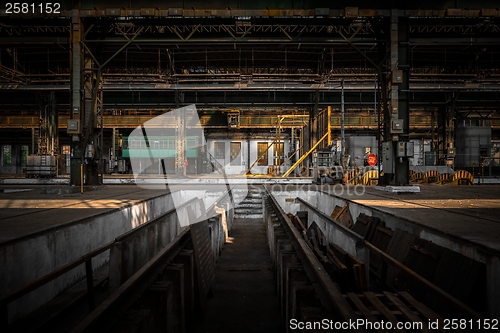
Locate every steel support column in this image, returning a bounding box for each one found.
[308,90,319,169]
[446,93,458,168]
[175,90,186,176]
[341,80,345,167]
[390,10,399,121]
[70,11,82,186]
[395,15,410,186]
[82,43,101,185]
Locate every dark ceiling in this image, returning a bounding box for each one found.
[0,5,499,127]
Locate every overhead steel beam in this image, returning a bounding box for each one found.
[4,82,500,92]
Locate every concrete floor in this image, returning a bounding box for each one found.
[0,184,237,245]
[2,183,499,251]
[187,218,284,333]
[0,185,169,244]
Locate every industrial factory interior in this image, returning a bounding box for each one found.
[1,0,499,332]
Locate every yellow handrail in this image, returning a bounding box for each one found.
[282,132,329,177]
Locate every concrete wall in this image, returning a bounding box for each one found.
[109,198,208,290]
[207,139,248,175]
[345,136,378,167]
[0,192,179,322]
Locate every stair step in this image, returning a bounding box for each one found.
[246,193,264,198]
[234,208,262,214]
[243,196,263,201]
[236,203,262,208]
[234,214,264,219]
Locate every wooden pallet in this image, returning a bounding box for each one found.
[344,291,448,333]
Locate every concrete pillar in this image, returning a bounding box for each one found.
[108,242,123,291]
[488,256,500,318]
[291,282,317,323]
[277,251,297,321]
[174,250,195,326]
[143,281,174,333]
[285,265,307,333]
[163,264,185,333]
[110,309,152,333]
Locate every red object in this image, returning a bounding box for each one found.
[367,153,377,166]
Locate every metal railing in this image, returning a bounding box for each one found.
[205,150,225,175]
[265,192,363,327]
[0,196,202,331]
[0,241,113,330]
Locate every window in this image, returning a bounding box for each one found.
[273,142,284,165]
[21,145,29,167]
[166,139,175,150]
[257,142,268,166]
[2,145,12,166]
[230,142,241,166]
[187,138,198,149]
[130,140,139,149]
[214,142,225,160]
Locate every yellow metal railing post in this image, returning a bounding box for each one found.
[80,164,84,194]
[282,132,329,178]
[327,105,331,146]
